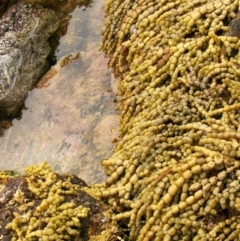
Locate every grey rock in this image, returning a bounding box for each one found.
[0,2,58,117]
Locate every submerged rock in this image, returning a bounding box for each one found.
[0,2,58,118]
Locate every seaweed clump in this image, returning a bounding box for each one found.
[0,162,120,241]
[100,0,240,240]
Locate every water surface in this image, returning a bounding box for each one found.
[0,0,119,184]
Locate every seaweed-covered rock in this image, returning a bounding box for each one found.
[0,162,120,240]
[0,2,58,118]
[100,0,240,240]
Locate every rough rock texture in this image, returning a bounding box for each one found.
[23,0,93,61]
[0,162,120,240]
[0,2,58,118]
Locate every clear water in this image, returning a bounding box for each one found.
[0,0,119,184]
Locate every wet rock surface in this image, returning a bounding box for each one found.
[0,2,58,117]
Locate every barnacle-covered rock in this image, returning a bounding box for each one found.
[0,162,120,241]
[0,2,58,118]
[101,0,240,240]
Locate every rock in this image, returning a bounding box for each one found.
[0,2,58,118]
[0,0,17,17]
[23,0,91,10]
[0,162,121,240]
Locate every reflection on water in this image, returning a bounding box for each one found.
[0,0,119,184]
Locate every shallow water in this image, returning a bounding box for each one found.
[0,0,119,184]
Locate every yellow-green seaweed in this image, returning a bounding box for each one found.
[1,162,119,241]
[6,162,89,240]
[100,0,240,240]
